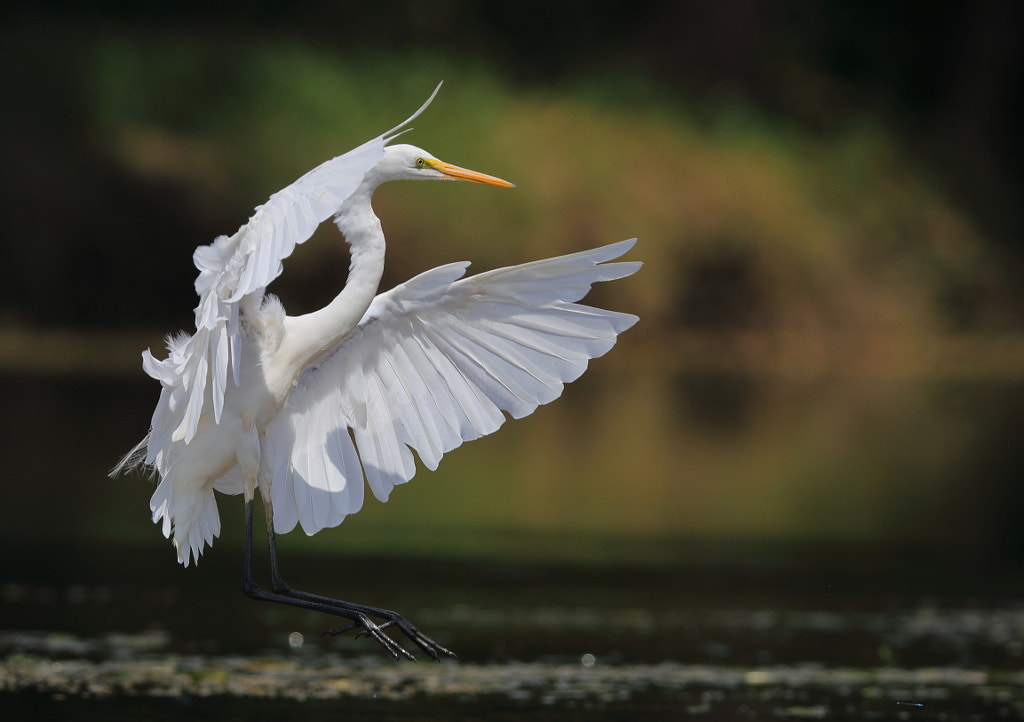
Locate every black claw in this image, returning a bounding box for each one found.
[322,623,359,638]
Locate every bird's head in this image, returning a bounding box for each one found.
[375,144,516,188]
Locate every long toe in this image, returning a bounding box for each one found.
[324,615,416,661]
[392,617,455,661]
[364,619,415,661]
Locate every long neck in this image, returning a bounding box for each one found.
[278,185,385,378]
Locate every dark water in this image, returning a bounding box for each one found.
[3,541,1024,720]
[3,373,1024,719]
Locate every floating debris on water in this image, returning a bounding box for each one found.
[2,645,1022,710]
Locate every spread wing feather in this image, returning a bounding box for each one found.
[267,239,641,536]
[136,87,443,471]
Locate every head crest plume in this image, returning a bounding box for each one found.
[383,82,443,144]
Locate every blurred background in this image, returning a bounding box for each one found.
[2,0,1024,573]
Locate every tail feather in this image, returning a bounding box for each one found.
[149,471,221,567]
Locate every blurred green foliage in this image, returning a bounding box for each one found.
[28,30,1010,342]
[2,17,1023,562]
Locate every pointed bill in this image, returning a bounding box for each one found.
[425,159,516,188]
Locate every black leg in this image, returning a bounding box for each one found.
[241,499,453,662]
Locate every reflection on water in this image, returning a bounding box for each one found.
[673,371,759,434]
[1,368,1024,719]
[1,369,1023,559]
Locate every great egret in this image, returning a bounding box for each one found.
[113,85,640,661]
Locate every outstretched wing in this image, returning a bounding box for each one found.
[138,86,443,465]
[265,239,641,536]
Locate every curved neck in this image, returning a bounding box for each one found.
[278,185,385,378]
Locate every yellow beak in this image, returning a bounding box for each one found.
[426,159,516,188]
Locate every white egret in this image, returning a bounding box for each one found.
[113,85,640,660]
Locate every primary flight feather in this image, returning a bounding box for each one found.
[114,84,640,661]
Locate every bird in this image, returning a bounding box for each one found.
[112,84,641,661]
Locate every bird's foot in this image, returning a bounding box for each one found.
[244,579,453,661]
[323,611,455,662]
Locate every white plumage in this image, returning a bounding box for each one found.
[114,85,639,660]
[267,240,639,537]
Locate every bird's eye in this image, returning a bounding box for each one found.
[415,157,427,168]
